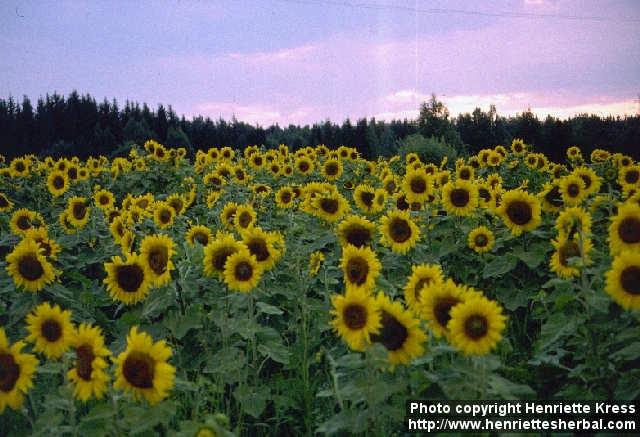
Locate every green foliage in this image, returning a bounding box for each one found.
[397,133,458,165]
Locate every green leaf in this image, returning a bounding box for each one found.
[258,340,291,365]
[256,301,284,316]
[611,342,640,362]
[233,385,269,418]
[483,254,518,278]
[488,375,535,399]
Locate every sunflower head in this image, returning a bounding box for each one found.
[5,238,56,292]
[203,234,246,278]
[442,180,479,217]
[447,295,507,356]
[223,250,263,292]
[403,264,444,312]
[497,189,542,236]
[140,234,176,287]
[468,226,495,254]
[379,210,420,254]
[340,244,381,292]
[337,215,375,248]
[104,253,152,305]
[25,302,74,359]
[331,288,381,351]
[0,328,39,413]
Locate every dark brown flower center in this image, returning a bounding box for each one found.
[389,218,411,243]
[159,209,172,224]
[320,198,339,214]
[15,162,26,172]
[169,198,183,214]
[545,186,563,207]
[0,195,8,208]
[19,254,44,281]
[235,261,253,281]
[76,345,95,381]
[579,174,592,189]
[371,311,408,351]
[247,239,270,262]
[238,211,252,228]
[53,175,65,189]
[0,353,20,392]
[567,183,580,198]
[559,241,581,266]
[464,314,488,339]
[17,215,31,230]
[620,266,640,295]
[346,256,369,286]
[99,195,110,205]
[410,177,427,194]
[254,157,263,166]
[116,264,145,292]
[459,168,471,180]
[68,167,78,180]
[213,247,236,272]
[123,351,155,389]
[343,304,367,330]
[618,217,640,244]
[325,162,339,176]
[148,246,168,275]
[72,202,87,220]
[474,234,489,247]
[359,191,375,207]
[280,191,292,204]
[450,188,470,207]
[193,232,209,246]
[396,195,409,211]
[478,188,491,202]
[506,200,532,225]
[625,170,639,184]
[345,226,371,248]
[41,319,62,342]
[434,296,461,328]
[299,161,310,172]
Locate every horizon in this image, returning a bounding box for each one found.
[1,0,639,126]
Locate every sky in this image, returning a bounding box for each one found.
[1,0,639,126]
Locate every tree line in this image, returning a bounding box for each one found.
[0,91,638,161]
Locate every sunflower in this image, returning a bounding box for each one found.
[93,189,115,210]
[153,202,175,229]
[223,250,263,292]
[9,157,30,177]
[618,165,640,187]
[0,192,13,212]
[340,244,381,292]
[103,253,152,305]
[573,166,601,197]
[336,215,376,248]
[403,264,444,313]
[353,184,378,214]
[538,181,564,213]
[567,146,582,161]
[275,186,295,208]
[220,202,239,228]
[559,174,587,206]
[67,323,111,401]
[379,210,420,254]
[295,156,314,176]
[186,225,213,247]
[0,328,38,413]
[608,202,640,255]
[24,227,61,260]
[418,279,470,338]
[234,205,257,230]
[65,196,91,228]
[25,302,74,359]
[456,165,474,181]
[46,170,69,197]
[447,295,507,356]
[10,208,43,237]
[309,251,325,276]
[203,234,246,278]
[330,288,381,351]
[241,226,282,271]
[114,327,175,405]
[313,192,349,222]
[371,293,426,365]
[166,194,185,215]
[441,180,479,217]
[321,159,343,181]
[402,168,433,204]
[206,190,223,208]
[140,234,176,287]
[497,189,542,236]
[5,238,56,292]
[382,174,398,195]
[248,153,264,170]
[510,138,526,156]
[555,207,592,239]
[550,235,593,279]
[605,251,640,310]
[468,226,495,254]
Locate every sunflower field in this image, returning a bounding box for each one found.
[0,140,639,436]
